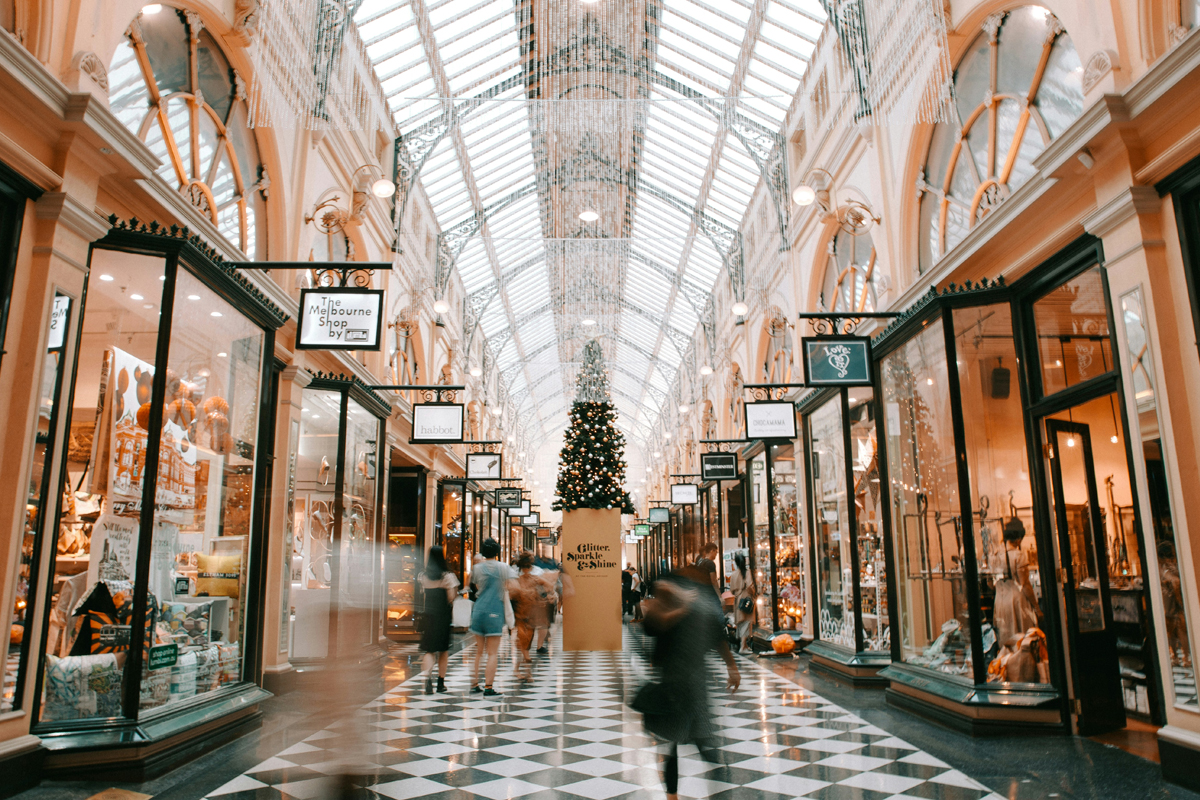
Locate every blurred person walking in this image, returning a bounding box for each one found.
[419,546,458,694]
[470,538,508,696]
[695,542,720,591]
[630,566,644,621]
[510,551,556,681]
[730,552,755,654]
[634,566,740,800]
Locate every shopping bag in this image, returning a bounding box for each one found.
[452,596,472,629]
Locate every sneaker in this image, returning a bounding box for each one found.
[470,685,483,694]
[424,676,433,695]
[536,646,548,655]
[436,678,447,693]
[482,687,502,697]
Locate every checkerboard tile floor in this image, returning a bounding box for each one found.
[203,629,1004,800]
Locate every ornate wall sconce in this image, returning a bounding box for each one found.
[793,168,879,236]
[305,164,395,236]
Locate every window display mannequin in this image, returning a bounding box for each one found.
[991,517,1039,647]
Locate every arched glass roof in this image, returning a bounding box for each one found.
[355,0,826,450]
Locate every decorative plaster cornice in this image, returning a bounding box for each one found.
[1081,186,1161,238]
[280,365,313,388]
[35,192,109,241]
[0,130,60,191]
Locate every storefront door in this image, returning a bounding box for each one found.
[1045,418,1125,734]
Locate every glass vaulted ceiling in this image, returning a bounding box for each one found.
[355,0,825,450]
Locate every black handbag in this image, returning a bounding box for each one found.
[631,681,688,741]
[737,597,753,614]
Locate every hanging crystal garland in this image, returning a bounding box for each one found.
[245,0,376,130]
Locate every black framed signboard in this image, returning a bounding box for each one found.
[536,527,553,540]
[634,523,650,537]
[522,512,541,527]
[648,507,670,523]
[296,287,385,350]
[700,452,738,481]
[802,336,872,386]
[466,452,503,480]
[495,487,522,508]
[671,483,699,505]
[515,500,531,517]
[410,403,465,443]
[745,401,798,439]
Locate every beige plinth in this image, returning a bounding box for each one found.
[561,508,623,651]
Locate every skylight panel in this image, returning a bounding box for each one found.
[437,9,513,61]
[752,32,811,81]
[660,12,742,62]
[765,0,826,42]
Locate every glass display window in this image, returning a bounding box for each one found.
[880,317,972,680]
[802,385,888,674]
[288,378,388,661]
[771,443,803,632]
[809,395,852,649]
[749,453,773,635]
[6,293,73,712]
[953,303,1046,685]
[1120,288,1197,710]
[1032,266,1113,396]
[28,226,285,734]
[438,481,466,584]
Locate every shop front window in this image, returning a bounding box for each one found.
[750,454,772,631]
[850,389,887,651]
[35,240,274,725]
[5,294,72,711]
[881,319,973,679]
[810,397,852,648]
[107,9,265,257]
[1034,266,1113,396]
[339,400,379,649]
[954,304,1048,684]
[441,484,464,582]
[917,6,1083,270]
[1121,288,1198,708]
[290,391,340,661]
[772,443,803,632]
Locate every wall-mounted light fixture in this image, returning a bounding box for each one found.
[793,167,879,236]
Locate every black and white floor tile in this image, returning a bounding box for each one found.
[201,629,1003,800]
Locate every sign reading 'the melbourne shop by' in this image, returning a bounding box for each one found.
[803,336,873,386]
[296,287,385,351]
[745,400,798,440]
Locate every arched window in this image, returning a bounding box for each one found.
[917,6,1083,271]
[108,8,266,258]
[821,228,881,314]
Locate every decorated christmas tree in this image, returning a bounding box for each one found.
[553,340,635,514]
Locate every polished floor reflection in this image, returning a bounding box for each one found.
[12,626,1199,800]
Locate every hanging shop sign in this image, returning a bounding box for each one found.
[700,452,738,481]
[634,523,651,537]
[648,507,670,523]
[410,403,465,443]
[537,527,554,541]
[495,487,523,508]
[522,512,541,527]
[802,336,873,386]
[745,401,798,440]
[48,295,71,350]
[296,287,384,351]
[671,483,699,505]
[466,452,503,480]
[514,500,531,517]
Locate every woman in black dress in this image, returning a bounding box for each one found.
[419,546,458,694]
[638,567,740,800]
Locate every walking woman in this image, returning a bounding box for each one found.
[469,538,507,696]
[637,567,740,800]
[509,551,555,681]
[729,552,755,654]
[419,545,458,694]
